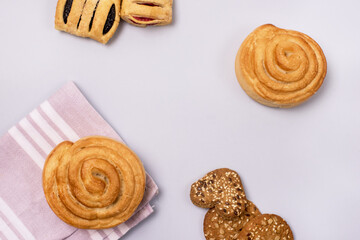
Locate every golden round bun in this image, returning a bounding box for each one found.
[42,136,146,229]
[235,24,327,108]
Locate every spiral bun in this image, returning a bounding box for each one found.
[42,136,146,229]
[235,24,327,108]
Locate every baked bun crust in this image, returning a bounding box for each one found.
[42,136,146,229]
[235,24,327,108]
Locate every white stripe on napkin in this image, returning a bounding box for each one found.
[0,197,35,240]
[87,230,103,240]
[30,110,62,144]
[8,127,44,169]
[117,223,130,235]
[107,231,120,240]
[41,101,79,142]
[0,217,19,240]
[102,228,113,236]
[19,118,53,154]
[101,225,122,240]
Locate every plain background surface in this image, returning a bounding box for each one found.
[1,0,360,239]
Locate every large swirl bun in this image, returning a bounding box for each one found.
[235,24,327,108]
[42,136,146,229]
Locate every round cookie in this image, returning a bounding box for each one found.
[190,168,247,219]
[238,214,294,240]
[204,200,261,240]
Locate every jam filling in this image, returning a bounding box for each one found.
[137,2,160,7]
[129,19,158,26]
[133,16,155,22]
[103,4,115,35]
[63,0,74,24]
[129,19,142,25]
[77,15,82,28]
[77,0,88,29]
[89,0,100,31]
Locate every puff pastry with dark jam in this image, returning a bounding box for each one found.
[121,0,173,27]
[55,0,120,44]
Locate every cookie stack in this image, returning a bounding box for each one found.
[190,168,294,240]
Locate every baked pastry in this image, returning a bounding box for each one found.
[42,136,146,229]
[121,0,173,27]
[55,0,121,44]
[238,214,294,240]
[235,24,327,108]
[204,201,261,240]
[190,168,248,219]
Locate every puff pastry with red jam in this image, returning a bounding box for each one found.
[121,0,173,27]
[55,0,121,44]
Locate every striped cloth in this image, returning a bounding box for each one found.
[0,82,158,240]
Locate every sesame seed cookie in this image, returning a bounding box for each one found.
[204,200,261,240]
[238,214,294,240]
[190,168,248,219]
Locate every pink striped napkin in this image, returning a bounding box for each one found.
[0,82,158,240]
